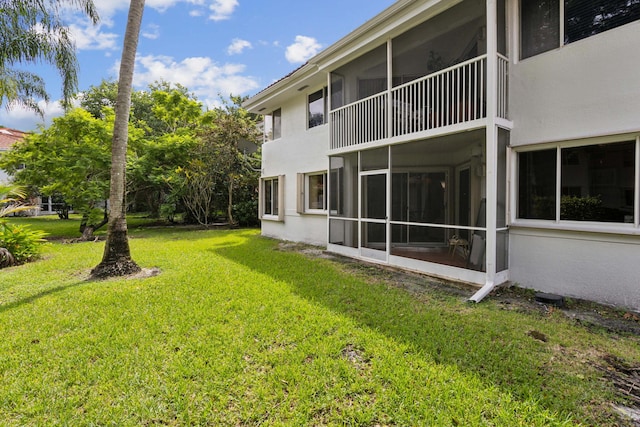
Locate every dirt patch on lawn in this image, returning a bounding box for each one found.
[278,241,640,424]
[277,241,640,336]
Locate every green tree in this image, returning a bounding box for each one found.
[0,108,132,239]
[150,84,204,134]
[81,79,164,135]
[128,131,196,218]
[126,83,205,217]
[91,0,145,278]
[0,0,99,114]
[177,96,261,226]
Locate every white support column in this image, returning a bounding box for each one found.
[386,38,393,140]
[471,0,498,302]
[327,71,332,245]
[327,72,332,151]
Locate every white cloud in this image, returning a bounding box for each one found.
[63,0,240,53]
[131,54,260,103]
[208,0,239,21]
[285,36,322,64]
[0,101,66,132]
[89,0,131,21]
[146,0,185,12]
[227,38,252,55]
[142,23,161,40]
[69,21,119,51]
[74,0,240,21]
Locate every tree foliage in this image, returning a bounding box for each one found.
[1,85,262,238]
[0,108,141,238]
[0,184,46,267]
[0,0,99,114]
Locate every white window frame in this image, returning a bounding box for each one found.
[307,88,328,129]
[519,0,640,60]
[297,172,328,215]
[272,109,282,140]
[260,175,284,221]
[512,134,640,234]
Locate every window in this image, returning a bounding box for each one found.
[521,0,560,58]
[517,140,637,224]
[565,0,640,43]
[560,141,635,222]
[272,109,281,140]
[261,176,284,220]
[520,0,640,59]
[518,149,557,219]
[307,173,326,211]
[308,88,327,128]
[297,172,327,213]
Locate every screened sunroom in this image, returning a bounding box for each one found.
[327,127,509,286]
[325,0,510,289]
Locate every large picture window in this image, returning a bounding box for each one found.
[560,141,635,222]
[517,140,637,224]
[521,0,640,59]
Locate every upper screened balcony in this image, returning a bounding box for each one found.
[329,0,508,150]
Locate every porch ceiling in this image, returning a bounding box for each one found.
[392,128,485,156]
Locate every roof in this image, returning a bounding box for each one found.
[0,127,27,150]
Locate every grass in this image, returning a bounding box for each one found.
[6,213,159,239]
[0,218,639,425]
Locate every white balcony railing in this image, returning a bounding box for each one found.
[497,53,509,120]
[330,54,508,150]
[330,92,387,150]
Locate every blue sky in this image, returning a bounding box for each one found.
[1,0,395,131]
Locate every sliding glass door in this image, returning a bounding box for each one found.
[360,171,388,261]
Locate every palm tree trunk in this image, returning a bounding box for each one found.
[91,0,145,278]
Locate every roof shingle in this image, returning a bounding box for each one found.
[0,128,27,150]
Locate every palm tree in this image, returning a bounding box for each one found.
[0,0,99,114]
[0,184,38,267]
[0,184,37,218]
[90,0,145,278]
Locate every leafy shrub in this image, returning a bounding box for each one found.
[232,200,259,227]
[0,222,47,266]
[560,195,603,221]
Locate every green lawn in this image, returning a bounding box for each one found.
[0,219,638,425]
[6,213,159,239]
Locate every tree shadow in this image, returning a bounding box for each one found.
[210,236,598,422]
[0,280,88,314]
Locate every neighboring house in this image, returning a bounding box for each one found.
[0,127,27,184]
[0,126,61,215]
[243,0,640,310]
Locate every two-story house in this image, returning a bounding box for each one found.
[243,0,640,310]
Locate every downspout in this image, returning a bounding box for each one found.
[469,279,496,303]
[470,0,499,304]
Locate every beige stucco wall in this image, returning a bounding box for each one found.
[261,88,329,246]
[509,228,640,310]
[509,20,640,146]
[508,21,640,310]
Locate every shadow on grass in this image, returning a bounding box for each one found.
[210,233,592,422]
[0,280,87,314]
